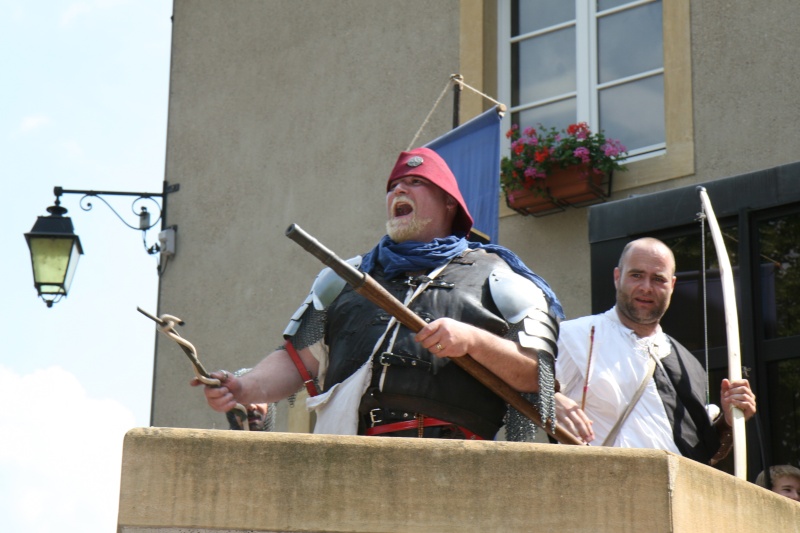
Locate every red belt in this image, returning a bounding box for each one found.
[364,415,483,440]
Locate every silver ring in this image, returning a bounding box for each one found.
[436,343,444,351]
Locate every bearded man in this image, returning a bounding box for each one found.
[193,147,563,441]
[554,237,756,465]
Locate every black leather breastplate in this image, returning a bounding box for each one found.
[324,249,512,438]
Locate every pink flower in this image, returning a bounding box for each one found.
[602,139,626,157]
[573,146,591,163]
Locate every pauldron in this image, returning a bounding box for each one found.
[489,268,560,354]
[283,255,363,339]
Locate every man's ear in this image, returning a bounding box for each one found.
[613,266,621,289]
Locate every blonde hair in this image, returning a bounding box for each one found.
[755,465,800,488]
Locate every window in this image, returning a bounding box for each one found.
[498,0,694,191]
[757,212,800,340]
[501,0,664,156]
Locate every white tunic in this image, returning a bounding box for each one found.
[556,307,681,453]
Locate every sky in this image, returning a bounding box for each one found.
[1,1,173,531]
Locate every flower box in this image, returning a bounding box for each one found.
[501,122,625,217]
[506,188,563,216]
[506,164,610,217]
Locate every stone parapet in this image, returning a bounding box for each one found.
[118,427,799,532]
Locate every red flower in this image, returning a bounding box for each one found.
[567,122,590,136]
[534,147,550,163]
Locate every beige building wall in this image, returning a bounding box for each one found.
[152,0,800,430]
[154,0,466,430]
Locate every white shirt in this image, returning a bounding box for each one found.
[556,308,681,454]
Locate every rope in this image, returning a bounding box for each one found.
[406,74,506,151]
[698,210,711,407]
[406,78,452,150]
[454,74,505,108]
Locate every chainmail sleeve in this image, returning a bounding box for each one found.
[502,321,558,442]
[232,367,278,431]
[283,305,326,400]
[291,306,326,352]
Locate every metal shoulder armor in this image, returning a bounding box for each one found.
[283,255,362,337]
[488,268,560,358]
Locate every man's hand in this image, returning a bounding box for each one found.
[190,370,242,413]
[555,392,595,444]
[721,378,756,424]
[415,317,540,393]
[415,317,477,359]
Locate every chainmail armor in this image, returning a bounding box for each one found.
[502,321,558,442]
[291,307,327,351]
[232,367,277,431]
[283,303,325,392]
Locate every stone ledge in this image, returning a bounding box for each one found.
[118,427,799,533]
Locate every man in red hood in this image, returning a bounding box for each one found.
[194,147,562,441]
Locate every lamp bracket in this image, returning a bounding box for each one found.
[53,183,178,232]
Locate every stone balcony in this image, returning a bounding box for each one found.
[118,427,799,532]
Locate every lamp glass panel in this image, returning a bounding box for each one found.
[38,284,66,295]
[29,237,76,293]
[63,239,81,293]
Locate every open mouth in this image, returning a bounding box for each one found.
[393,199,414,218]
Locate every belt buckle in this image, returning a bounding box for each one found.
[369,408,383,427]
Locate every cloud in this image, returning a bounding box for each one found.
[0,365,137,532]
[59,0,133,27]
[57,139,85,160]
[59,2,92,27]
[18,114,51,134]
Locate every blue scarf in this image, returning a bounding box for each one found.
[361,235,564,319]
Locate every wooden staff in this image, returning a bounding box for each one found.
[285,223,583,446]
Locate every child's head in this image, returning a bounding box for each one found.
[756,465,800,502]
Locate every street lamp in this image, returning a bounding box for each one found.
[25,183,178,307]
[24,198,83,308]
